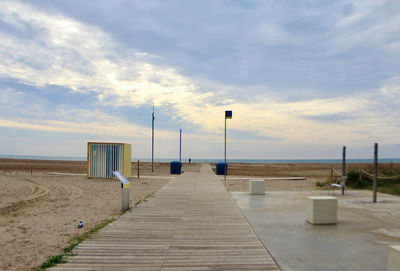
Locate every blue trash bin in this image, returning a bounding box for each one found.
[170,161,182,174]
[216,162,228,175]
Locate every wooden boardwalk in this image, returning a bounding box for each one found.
[50,164,279,271]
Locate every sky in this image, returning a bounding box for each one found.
[0,0,400,160]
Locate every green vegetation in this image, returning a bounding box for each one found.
[316,163,400,196]
[346,170,368,188]
[346,163,400,195]
[133,192,155,207]
[36,218,115,270]
[36,254,67,270]
[63,237,83,254]
[378,185,400,195]
[63,219,114,254]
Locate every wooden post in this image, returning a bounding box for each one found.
[330,166,333,182]
[342,146,346,176]
[31,166,33,176]
[137,160,140,179]
[373,143,378,203]
[342,146,346,195]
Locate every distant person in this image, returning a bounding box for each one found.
[189,158,191,164]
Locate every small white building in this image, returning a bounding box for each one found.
[87,142,132,178]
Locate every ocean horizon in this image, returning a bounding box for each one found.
[1,154,400,164]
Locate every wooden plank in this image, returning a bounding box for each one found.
[49,164,280,271]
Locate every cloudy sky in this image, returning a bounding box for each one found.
[0,0,399,160]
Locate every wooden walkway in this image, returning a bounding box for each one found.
[50,164,280,270]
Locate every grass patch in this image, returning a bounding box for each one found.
[145,192,155,199]
[63,237,83,254]
[378,184,400,195]
[36,254,67,271]
[36,218,115,270]
[63,218,115,254]
[133,192,155,207]
[346,166,400,196]
[89,219,115,235]
[315,164,400,196]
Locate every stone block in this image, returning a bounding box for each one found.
[307,196,337,224]
[249,179,265,195]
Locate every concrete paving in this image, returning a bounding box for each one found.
[231,190,400,271]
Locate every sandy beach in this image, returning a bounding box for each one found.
[0,159,395,270]
[0,159,191,271]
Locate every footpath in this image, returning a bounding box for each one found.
[49,164,280,271]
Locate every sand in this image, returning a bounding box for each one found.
[0,159,393,270]
[217,162,332,191]
[0,159,202,271]
[219,162,394,192]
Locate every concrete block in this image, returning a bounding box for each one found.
[249,179,265,195]
[388,245,400,271]
[307,196,337,224]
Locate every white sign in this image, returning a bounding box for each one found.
[113,171,130,189]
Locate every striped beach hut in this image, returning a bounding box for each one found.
[87,142,132,178]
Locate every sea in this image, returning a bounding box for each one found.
[1,154,400,164]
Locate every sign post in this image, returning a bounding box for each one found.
[224,110,232,180]
[113,171,130,212]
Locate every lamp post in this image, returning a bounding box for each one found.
[224,110,232,180]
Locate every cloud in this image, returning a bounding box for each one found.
[0,1,211,105]
[328,1,400,53]
[1,0,400,158]
[0,1,218,136]
[305,114,354,123]
[381,75,400,101]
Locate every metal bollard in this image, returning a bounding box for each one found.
[121,182,130,212]
[113,171,131,212]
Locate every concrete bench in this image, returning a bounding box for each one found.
[249,179,265,195]
[388,245,400,271]
[307,196,337,224]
